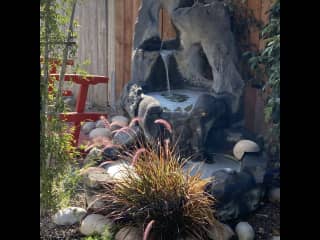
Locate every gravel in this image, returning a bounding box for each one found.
[247,202,280,240]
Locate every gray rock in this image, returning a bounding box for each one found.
[110,122,123,132]
[208,169,264,221]
[235,222,255,240]
[172,2,244,113]
[112,126,138,146]
[102,145,121,161]
[207,221,235,240]
[80,214,112,236]
[82,122,96,135]
[63,96,76,107]
[111,115,129,126]
[269,187,280,203]
[89,128,112,139]
[241,153,268,184]
[52,207,87,226]
[83,147,103,165]
[115,226,142,240]
[103,161,135,181]
[233,140,260,160]
[183,156,240,180]
[96,120,107,128]
[83,172,111,189]
[80,167,107,177]
[86,194,105,210]
[271,236,280,240]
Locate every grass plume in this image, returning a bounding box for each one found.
[92,143,221,239]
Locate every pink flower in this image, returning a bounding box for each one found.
[154,119,172,133]
[131,148,146,166]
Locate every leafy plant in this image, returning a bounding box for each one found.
[81,226,113,240]
[245,0,280,159]
[40,0,83,214]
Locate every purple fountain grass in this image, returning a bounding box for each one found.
[112,126,138,139]
[93,142,220,240]
[154,119,172,134]
[129,117,141,127]
[85,136,112,152]
[143,220,155,240]
[131,148,146,166]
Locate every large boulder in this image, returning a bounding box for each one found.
[207,169,265,221]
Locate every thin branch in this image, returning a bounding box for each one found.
[55,0,77,110]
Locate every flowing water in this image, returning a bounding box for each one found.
[159,49,173,95]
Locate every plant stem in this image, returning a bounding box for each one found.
[55,0,77,110]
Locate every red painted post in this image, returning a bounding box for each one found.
[73,83,89,145]
[42,61,109,146]
[76,84,89,113]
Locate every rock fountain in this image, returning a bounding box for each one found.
[118,0,269,222]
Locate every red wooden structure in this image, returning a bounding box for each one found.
[41,58,109,146]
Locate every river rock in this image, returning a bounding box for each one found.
[235,222,254,240]
[111,115,129,126]
[269,187,280,203]
[52,207,87,226]
[83,147,103,165]
[207,221,235,240]
[115,226,142,240]
[89,128,112,139]
[83,171,111,189]
[96,119,107,128]
[208,169,264,221]
[80,214,112,236]
[82,122,96,135]
[233,140,260,160]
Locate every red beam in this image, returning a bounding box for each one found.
[50,74,109,85]
[59,112,107,122]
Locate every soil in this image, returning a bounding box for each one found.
[247,201,280,240]
[40,195,280,240]
[40,192,87,240]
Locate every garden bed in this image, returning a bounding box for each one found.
[40,195,280,240]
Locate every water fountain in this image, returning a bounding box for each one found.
[119,0,268,222]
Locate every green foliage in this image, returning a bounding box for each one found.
[245,0,280,157]
[94,143,220,240]
[81,226,113,240]
[40,0,83,214]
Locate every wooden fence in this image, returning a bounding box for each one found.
[73,0,274,134]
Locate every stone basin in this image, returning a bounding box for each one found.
[183,154,240,179]
[146,89,209,113]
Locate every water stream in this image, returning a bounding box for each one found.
[159,49,173,96]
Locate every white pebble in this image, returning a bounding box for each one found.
[235,222,255,240]
[52,207,87,226]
